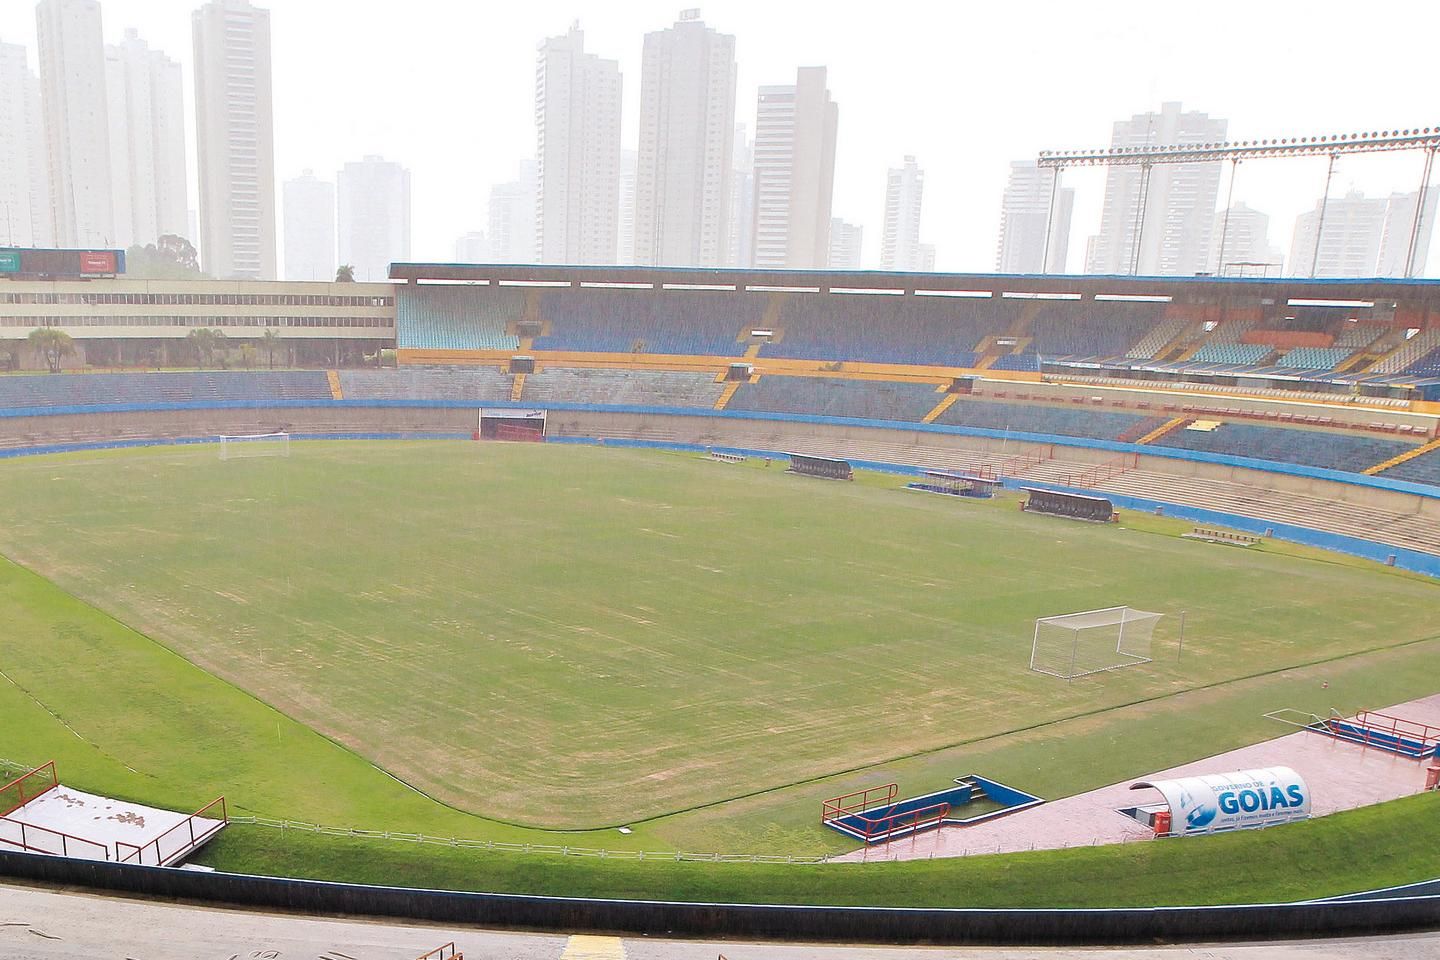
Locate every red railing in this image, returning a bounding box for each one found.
[0,814,110,860]
[0,761,59,818]
[416,943,462,960]
[996,444,1055,478]
[1064,452,1140,489]
[1328,711,1440,756]
[821,783,898,823]
[850,802,951,842]
[115,796,227,866]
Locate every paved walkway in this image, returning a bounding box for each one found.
[2,882,1438,959]
[841,695,1440,863]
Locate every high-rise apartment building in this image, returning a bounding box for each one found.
[337,155,410,282]
[995,160,1073,274]
[0,41,52,247]
[1377,192,1437,278]
[726,123,753,267]
[751,66,838,270]
[454,231,488,263]
[632,11,736,266]
[616,149,637,266]
[282,170,335,281]
[104,29,187,249]
[1085,102,1226,276]
[1290,191,1437,278]
[827,218,863,270]
[881,156,926,271]
[534,24,621,264]
[193,0,276,279]
[1209,203,1283,276]
[488,159,537,264]
[36,0,114,247]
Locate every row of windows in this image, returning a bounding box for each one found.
[0,293,394,307]
[0,316,394,329]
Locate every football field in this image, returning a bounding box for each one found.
[0,440,1435,830]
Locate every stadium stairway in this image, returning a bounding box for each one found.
[327,370,344,400]
[510,374,527,402]
[1116,416,1170,444]
[1365,436,1440,476]
[1136,417,1192,445]
[922,392,960,424]
[714,381,742,410]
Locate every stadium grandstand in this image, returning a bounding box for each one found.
[3,259,1440,572]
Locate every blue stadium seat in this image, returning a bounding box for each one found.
[1274,347,1353,370]
[533,289,757,356]
[1381,446,1440,487]
[1402,346,1440,377]
[1153,422,1410,474]
[934,398,1147,441]
[1188,343,1273,364]
[1028,302,1165,359]
[761,294,997,366]
[338,368,512,402]
[396,285,521,351]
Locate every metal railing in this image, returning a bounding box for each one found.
[116,797,228,866]
[0,815,110,860]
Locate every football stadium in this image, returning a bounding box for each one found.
[2,257,1440,944]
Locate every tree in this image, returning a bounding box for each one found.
[28,328,76,373]
[335,264,356,282]
[124,235,206,280]
[239,343,258,369]
[261,328,281,369]
[186,328,227,368]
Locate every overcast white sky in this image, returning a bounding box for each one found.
[3,0,1439,275]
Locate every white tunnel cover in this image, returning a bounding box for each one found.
[1131,766,1310,835]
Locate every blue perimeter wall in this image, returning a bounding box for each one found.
[2,398,1437,578]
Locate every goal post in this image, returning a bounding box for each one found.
[218,431,290,460]
[1030,606,1163,680]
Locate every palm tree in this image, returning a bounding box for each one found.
[186,328,227,369]
[28,327,75,373]
[335,264,356,283]
[261,328,281,369]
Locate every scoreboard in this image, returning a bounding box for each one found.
[0,248,125,278]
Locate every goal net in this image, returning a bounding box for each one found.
[1030,606,1163,680]
[219,431,290,460]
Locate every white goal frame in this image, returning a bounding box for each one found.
[218,431,291,460]
[1029,605,1163,680]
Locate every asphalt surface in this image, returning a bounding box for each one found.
[1,882,1438,960]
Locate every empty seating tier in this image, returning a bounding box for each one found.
[1275,347,1353,371]
[761,294,1001,366]
[1380,445,1440,487]
[338,368,513,403]
[726,376,941,422]
[396,285,521,351]
[1188,342,1273,365]
[520,369,725,407]
[1028,302,1165,360]
[533,288,758,356]
[0,371,333,409]
[1153,422,1412,474]
[934,398,1148,442]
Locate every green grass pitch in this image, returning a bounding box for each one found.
[1,439,1436,847]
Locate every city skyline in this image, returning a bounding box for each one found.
[0,1,1438,276]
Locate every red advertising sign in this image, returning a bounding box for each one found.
[79,250,117,273]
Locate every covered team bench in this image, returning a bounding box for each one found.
[1021,487,1116,522]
